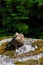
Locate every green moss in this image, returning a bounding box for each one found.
[14,59,37,65]
[32,40,43,47]
[40,47,43,53]
[1,42,8,47]
[0,36,12,41]
[4,51,15,56]
[0,46,5,55]
[38,56,43,65]
[0,49,4,55]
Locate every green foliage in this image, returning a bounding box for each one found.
[0,0,43,38]
[13,23,29,34]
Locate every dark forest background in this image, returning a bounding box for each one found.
[0,0,43,38]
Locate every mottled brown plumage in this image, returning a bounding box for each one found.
[5,32,25,50]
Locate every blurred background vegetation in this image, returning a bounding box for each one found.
[0,0,43,38]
